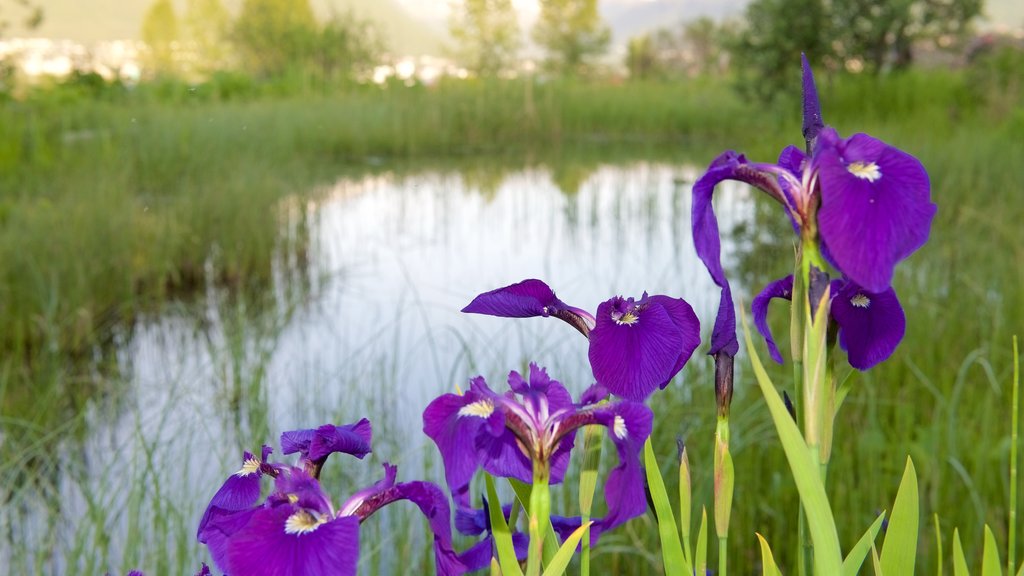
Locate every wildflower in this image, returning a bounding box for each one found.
[752,275,906,370]
[454,500,529,571]
[463,279,700,401]
[280,419,373,476]
[423,364,652,535]
[692,54,933,370]
[196,445,278,541]
[198,464,465,576]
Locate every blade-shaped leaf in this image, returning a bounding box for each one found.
[696,507,708,575]
[488,475,525,576]
[491,557,502,576]
[952,528,970,576]
[756,533,783,576]
[740,309,843,574]
[871,542,883,575]
[934,514,943,576]
[842,512,886,576]
[880,458,920,576]
[541,521,593,576]
[644,438,692,575]
[982,525,1002,576]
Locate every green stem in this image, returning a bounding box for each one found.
[1010,335,1020,576]
[718,536,728,576]
[526,460,551,576]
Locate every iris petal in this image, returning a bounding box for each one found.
[831,281,906,370]
[751,276,795,364]
[815,129,936,292]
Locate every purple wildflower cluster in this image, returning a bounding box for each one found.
[187,56,933,575]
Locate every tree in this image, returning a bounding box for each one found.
[625,35,659,80]
[831,0,982,73]
[232,0,318,78]
[183,0,232,75]
[140,0,180,76]
[533,0,610,76]
[728,0,831,103]
[449,0,520,76]
[311,12,384,84]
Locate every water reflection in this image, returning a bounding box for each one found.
[2,159,763,573]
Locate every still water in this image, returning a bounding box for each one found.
[5,160,761,573]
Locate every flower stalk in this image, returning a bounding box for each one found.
[526,460,551,576]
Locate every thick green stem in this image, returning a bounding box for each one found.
[526,460,551,576]
[718,536,728,576]
[714,416,733,576]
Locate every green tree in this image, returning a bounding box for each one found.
[533,0,611,76]
[728,0,831,103]
[140,0,180,76]
[311,12,384,84]
[625,34,659,80]
[449,0,520,76]
[232,0,318,78]
[183,0,231,75]
[831,0,982,73]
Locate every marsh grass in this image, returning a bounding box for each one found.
[1,69,1022,573]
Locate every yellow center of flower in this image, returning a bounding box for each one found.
[458,399,495,418]
[850,294,871,308]
[613,415,628,440]
[235,457,261,476]
[614,311,638,326]
[847,161,882,182]
[284,510,326,535]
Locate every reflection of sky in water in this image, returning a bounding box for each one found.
[33,162,757,572]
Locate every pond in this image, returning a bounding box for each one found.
[3,158,767,574]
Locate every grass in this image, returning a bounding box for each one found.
[1,66,1022,573]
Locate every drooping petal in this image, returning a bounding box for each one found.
[222,504,360,576]
[591,402,653,533]
[588,295,698,401]
[270,466,335,516]
[830,281,906,370]
[199,505,261,572]
[197,448,271,541]
[815,128,936,292]
[338,463,398,517]
[751,276,795,364]
[461,278,596,337]
[423,377,503,506]
[801,53,824,148]
[281,419,373,469]
[577,382,609,407]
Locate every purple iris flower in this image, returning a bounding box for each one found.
[692,54,934,369]
[463,279,701,401]
[423,364,653,536]
[454,501,529,571]
[752,275,906,370]
[198,464,466,576]
[196,445,278,541]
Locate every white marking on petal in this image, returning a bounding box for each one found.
[612,310,638,325]
[850,294,871,308]
[284,510,326,535]
[458,399,495,418]
[235,457,260,476]
[613,415,627,440]
[847,161,881,182]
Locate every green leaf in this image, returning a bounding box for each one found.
[880,458,920,576]
[679,444,692,565]
[952,528,970,576]
[491,557,502,576]
[756,533,783,576]
[934,514,943,576]
[643,438,692,575]
[578,425,603,515]
[841,512,886,576]
[871,543,883,576]
[982,525,1002,576]
[541,521,593,576]
[487,475,525,576]
[510,478,559,567]
[696,507,708,575]
[740,309,843,575]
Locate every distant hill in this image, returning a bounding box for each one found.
[7,0,444,55]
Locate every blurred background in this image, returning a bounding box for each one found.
[0,0,1022,574]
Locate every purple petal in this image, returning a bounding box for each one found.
[197,451,267,541]
[199,505,260,572]
[193,564,211,576]
[509,363,575,425]
[577,383,609,406]
[815,129,936,292]
[751,276,795,364]
[588,295,698,401]
[271,467,334,516]
[476,424,533,485]
[462,278,595,336]
[423,378,500,506]
[830,282,906,370]
[338,463,398,517]
[591,402,653,533]
[281,419,372,464]
[801,53,824,147]
[391,481,466,576]
[222,505,360,576]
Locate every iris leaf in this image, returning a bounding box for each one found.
[841,512,885,576]
[487,474,525,576]
[541,521,593,576]
[879,458,919,576]
[643,438,691,575]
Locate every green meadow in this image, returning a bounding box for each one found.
[2,67,1023,574]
